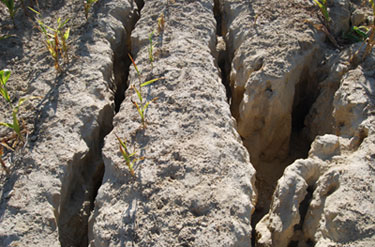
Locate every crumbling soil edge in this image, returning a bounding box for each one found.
[212,1,332,245]
[57,1,145,246]
[213,0,258,244]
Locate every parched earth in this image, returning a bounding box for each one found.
[1,0,375,246]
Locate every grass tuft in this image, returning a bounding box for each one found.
[29,7,70,72]
[115,134,143,177]
[0,70,41,173]
[131,83,159,128]
[0,96,40,142]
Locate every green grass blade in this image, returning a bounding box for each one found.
[0,88,9,102]
[128,161,135,176]
[353,26,368,40]
[45,23,57,33]
[18,96,41,106]
[128,160,134,171]
[313,0,323,8]
[11,108,20,136]
[36,19,48,36]
[322,8,330,22]
[17,97,28,108]
[0,69,11,103]
[143,97,158,112]
[148,31,154,65]
[115,134,128,152]
[313,0,330,22]
[143,102,151,114]
[132,85,143,102]
[115,134,131,163]
[140,77,164,87]
[0,69,11,83]
[132,100,144,120]
[0,122,13,129]
[119,144,131,164]
[115,134,137,176]
[129,152,136,158]
[128,54,141,77]
[28,7,41,15]
[58,18,69,30]
[2,0,11,10]
[63,28,70,41]
[0,87,10,103]
[10,97,40,136]
[11,97,29,137]
[2,0,15,15]
[62,18,70,27]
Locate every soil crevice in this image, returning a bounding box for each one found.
[213,0,232,101]
[57,1,145,246]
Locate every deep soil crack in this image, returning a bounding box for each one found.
[212,1,324,244]
[250,63,322,246]
[214,0,232,102]
[57,1,145,246]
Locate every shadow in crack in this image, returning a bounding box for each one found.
[250,63,322,245]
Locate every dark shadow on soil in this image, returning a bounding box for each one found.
[250,64,321,245]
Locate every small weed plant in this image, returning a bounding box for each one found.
[84,0,98,20]
[29,8,70,72]
[349,1,375,62]
[129,54,141,83]
[128,54,163,128]
[131,81,159,128]
[115,27,166,177]
[0,98,29,141]
[353,26,369,40]
[345,25,369,42]
[115,134,143,177]
[0,70,39,144]
[0,70,40,173]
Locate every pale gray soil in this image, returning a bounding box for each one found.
[1,0,375,247]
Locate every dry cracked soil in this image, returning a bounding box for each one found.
[1,0,375,246]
